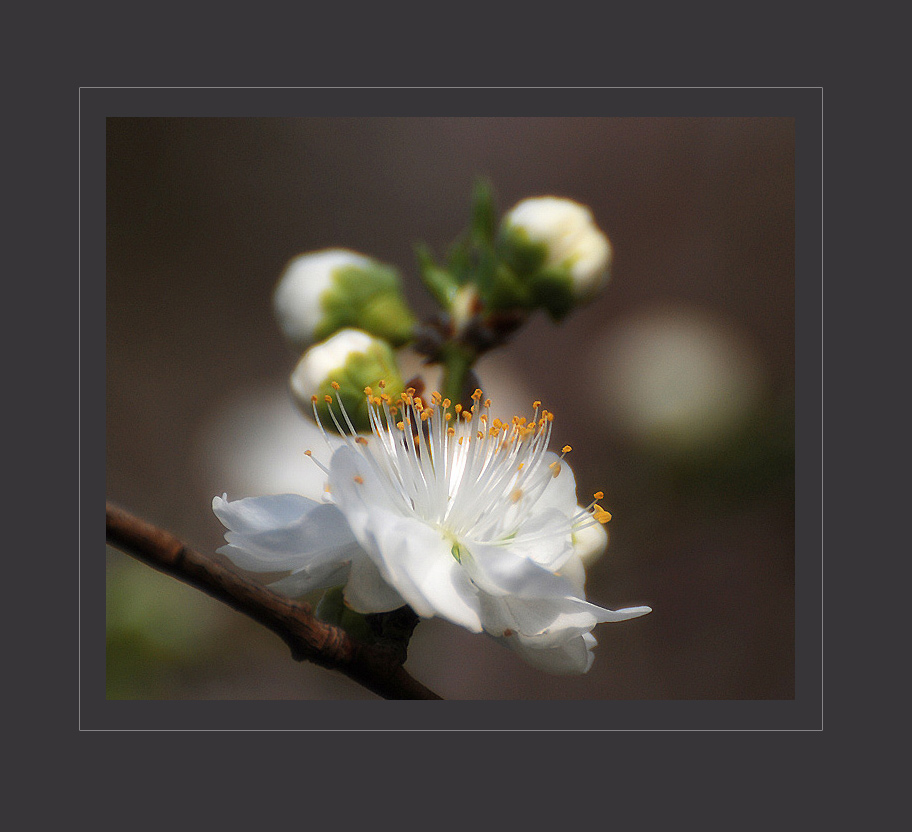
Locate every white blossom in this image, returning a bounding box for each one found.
[213,387,649,674]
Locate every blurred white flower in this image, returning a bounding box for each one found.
[500,197,612,317]
[593,305,767,450]
[214,389,649,674]
[273,249,415,351]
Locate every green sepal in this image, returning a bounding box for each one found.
[315,262,416,346]
[415,243,460,309]
[470,177,497,246]
[527,267,576,321]
[315,587,374,642]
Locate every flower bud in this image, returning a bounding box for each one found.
[273,249,416,351]
[289,328,404,432]
[498,197,612,319]
[572,519,609,568]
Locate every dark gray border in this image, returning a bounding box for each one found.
[85,88,821,730]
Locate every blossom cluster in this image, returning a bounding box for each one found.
[213,186,650,675]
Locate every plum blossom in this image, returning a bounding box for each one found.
[213,386,650,674]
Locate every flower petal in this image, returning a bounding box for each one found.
[531,451,580,516]
[266,561,351,598]
[556,552,587,593]
[213,493,361,573]
[462,538,579,600]
[501,506,575,572]
[343,553,408,613]
[504,632,598,675]
[366,512,483,631]
[329,445,484,631]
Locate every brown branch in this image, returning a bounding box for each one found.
[106,502,442,700]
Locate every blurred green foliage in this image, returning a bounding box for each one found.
[105,549,224,699]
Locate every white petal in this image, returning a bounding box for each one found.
[266,561,351,598]
[343,553,408,613]
[365,512,483,631]
[213,494,360,572]
[213,493,315,535]
[556,553,587,593]
[502,506,574,572]
[328,446,484,632]
[504,632,598,675]
[462,538,579,600]
[532,451,580,516]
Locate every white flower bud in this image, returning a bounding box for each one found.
[572,518,609,568]
[499,197,612,318]
[273,249,416,352]
[289,328,404,433]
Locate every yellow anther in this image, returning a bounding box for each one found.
[477,431,483,439]
[593,505,612,524]
[311,395,318,403]
[593,491,604,500]
[354,475,364,484]
[324,395,333,404]
[511,488,523,503]
[458,436,464,445]
[421,411,430,422]
[355,437,369,445]
[397,421,405,430]
[518,463,524,470]
[431,391,442,403]
[331,381,340,390]
[364,386,373,396]
[532,400,541,409]
[378,379,386,388]
[549,461,561,478]
[462,410,472,421]
[390,406,398,415]
[304,449,312,456]
[484,398,491,408]
[455,404,462,414]
[562,445,572,454]
[381,393,390,403]
[445,413,452,421]
[442,399,451,408]
[471,389,483,401]
[447,427,456,437]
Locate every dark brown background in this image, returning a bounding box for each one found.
[106,117,794,700]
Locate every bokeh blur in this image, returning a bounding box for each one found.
[106,117,794,699]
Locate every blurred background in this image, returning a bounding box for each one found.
[106,117,794,700]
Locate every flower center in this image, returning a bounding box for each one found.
[310,383,610,545]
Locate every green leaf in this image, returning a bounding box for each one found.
[415,242,460,308]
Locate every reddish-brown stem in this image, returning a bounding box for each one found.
[105,502,442,700]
